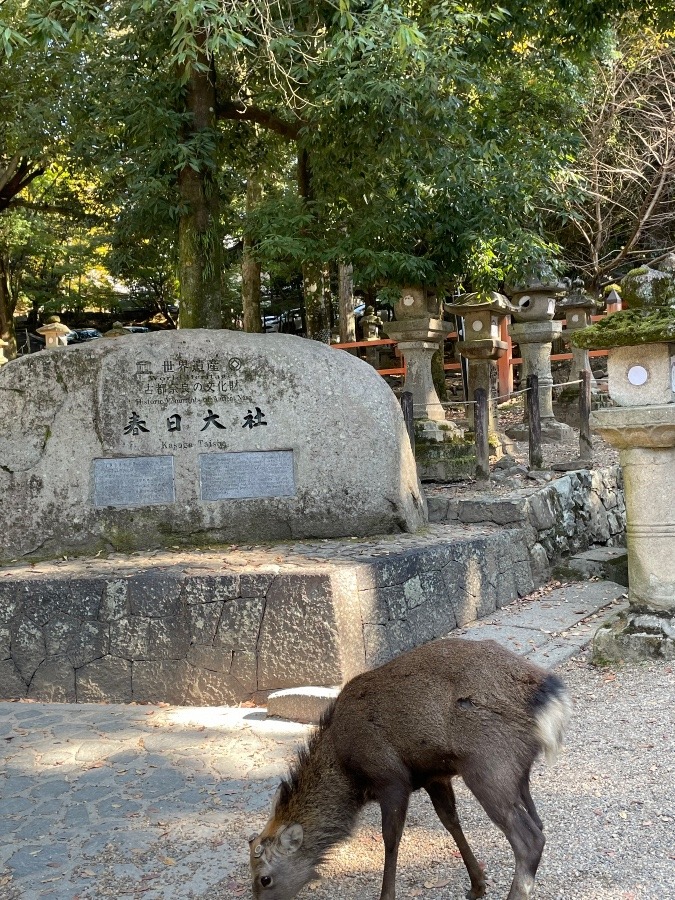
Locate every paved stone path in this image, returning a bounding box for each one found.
[0,580,631,900]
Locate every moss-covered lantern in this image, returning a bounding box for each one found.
[576,258,675,662]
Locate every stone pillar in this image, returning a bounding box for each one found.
[0,337,8,367]
[622,443,675,613]
[509,320,561,421]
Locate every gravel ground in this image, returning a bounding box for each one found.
[244,657,674,900]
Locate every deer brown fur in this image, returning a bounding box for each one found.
[249,638,571,900]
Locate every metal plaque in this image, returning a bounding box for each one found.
[200,450,296,501]
[93,456,176,508]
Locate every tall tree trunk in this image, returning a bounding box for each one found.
[242,176,263,333]
[0,253,17,360]
[178,38,223,330]
[338,262,355,342]
[298,149,330,342]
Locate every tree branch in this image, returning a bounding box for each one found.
[8,198,89,217]
[217,100,302,139]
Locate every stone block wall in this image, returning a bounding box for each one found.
[0,571,365,705]
[427,466,625,581]
[355,529,533,668]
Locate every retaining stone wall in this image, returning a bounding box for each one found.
[0,467,625,705]
[427,466,625,580]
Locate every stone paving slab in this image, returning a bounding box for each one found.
[452,580,627,668]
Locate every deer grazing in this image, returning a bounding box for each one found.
[249,638,571,900]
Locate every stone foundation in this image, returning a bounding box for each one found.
[0,467,626,705]
[593,610,675,663]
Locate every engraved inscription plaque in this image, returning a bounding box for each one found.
[200,450,295,501]
[93,456,175,508]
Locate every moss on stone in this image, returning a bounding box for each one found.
[621,264,675,310]
[571,307,675,349]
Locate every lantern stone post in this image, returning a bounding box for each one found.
[577,259,675,661]
[506,273,573,442]
[385,287,450,422]
[359,305,384,368]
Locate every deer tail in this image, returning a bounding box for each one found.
[530,673,572,764]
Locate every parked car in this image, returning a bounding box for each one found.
[66,328,102,343]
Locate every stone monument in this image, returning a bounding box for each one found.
[576,259,675,660]
[506,271,574,442]
[0,330,426,562]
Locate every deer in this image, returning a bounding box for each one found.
[248,637,572,900]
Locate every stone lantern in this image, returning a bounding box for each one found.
[506,270,573,442]
[36,316,71,348]
[558,277,598,393]
[444,291,510,437]
[359,305,384,367]
[605,287,622,315]
[0,337,9,367]
[386,286,469,480]
[576,259,675,661]
[360,305,383,340]
[103,321,129,338]
[385,287,450,422]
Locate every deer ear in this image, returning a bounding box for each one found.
[276,823,303,855]
[271,786,282,812]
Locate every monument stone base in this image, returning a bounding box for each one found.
[592,610,675,664]
[413,419,477,481]
[505,420,575,443]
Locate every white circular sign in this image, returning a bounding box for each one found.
[403,294,415,306]
[471,319,483,332]
[627,365,649,386]
[571,313,579,323]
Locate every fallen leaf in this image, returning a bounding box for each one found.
[423,877,452,889]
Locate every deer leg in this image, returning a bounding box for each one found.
[519,772,543,831]
[425,777,486,899]
[378,783,410,900]
[463,771,545,900]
